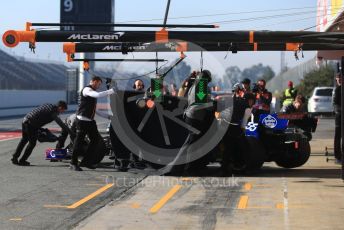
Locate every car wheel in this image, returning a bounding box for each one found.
[275,138,310,168]
[245,136,266,170]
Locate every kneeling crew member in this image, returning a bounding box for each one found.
[70,76,116,171]
[12,101,68,166]
[56,113,77,149]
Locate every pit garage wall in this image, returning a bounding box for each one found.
[0,90,74,117]
[317,0,344,60]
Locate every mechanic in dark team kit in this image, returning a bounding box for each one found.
[333,73,342,164]
[11,101,68,166]
[222,83,255,173]
[70,76,116,171]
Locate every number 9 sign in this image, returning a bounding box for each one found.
[64,0,73,12]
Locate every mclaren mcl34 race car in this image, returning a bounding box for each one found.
[242,112,317,169]
[45,90,317,173]
[105,90,318,172]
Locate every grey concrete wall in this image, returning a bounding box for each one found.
[0,90,70,117]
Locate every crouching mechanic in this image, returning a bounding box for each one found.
[56,113,77,150]
[56,110,111,150]
[70,76,116,171]
[11,101,68,166]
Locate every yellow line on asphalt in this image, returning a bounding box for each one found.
[67,183,114,209]
[276,203,284,209]
[254,185,272,188]
[9,218,22,221]
[237,195,249,209]
[149,185,182,214]
[276,203,307,209]
[244,183,252,191]
[131,203,141,209]
[44,183,114,209]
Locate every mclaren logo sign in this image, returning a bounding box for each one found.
[67,32,124,40]
[102,45,147,51]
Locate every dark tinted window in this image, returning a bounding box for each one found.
[315,88,333,96]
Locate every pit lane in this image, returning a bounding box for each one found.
[0,115,146,229]
[0,116,343,230]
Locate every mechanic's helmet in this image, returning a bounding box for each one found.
[200,69,212,82]
[241,78,251,85]
[232,83,244,92]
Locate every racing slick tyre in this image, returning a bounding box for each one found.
[245,136,266,170]
[275,137,311,168]
[81,135,108,165]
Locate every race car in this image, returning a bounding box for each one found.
[107,89,318,172]
[243,112,317,169]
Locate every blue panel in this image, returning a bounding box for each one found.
[259,113,288,130]
[45,148,67,160]
[245,121,259,138]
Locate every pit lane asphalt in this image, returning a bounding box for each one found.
[75,117,344,230]
[0,115,147,230]
[0,115,343,230]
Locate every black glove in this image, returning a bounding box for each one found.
[55,143,63,149]
[105,78,112,89]
[55,136,65,149]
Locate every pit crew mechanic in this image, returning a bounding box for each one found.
[184,70,213,144]
[112,78,148,171]
[222,83,255,172]
[167,70,213,171]
[333,73,342,163]
[281,95,305,113]
[252,79,272,121]
[11,101,68,166]
[70,76,116,171]
[55,109,110,151]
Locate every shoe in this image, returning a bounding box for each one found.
[130,161,147,170]
[18,160,30,166]
[114,159,129,172]
[11,157,19,165]
[70,163,83,171]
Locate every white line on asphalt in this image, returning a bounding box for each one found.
[282,178,290,230]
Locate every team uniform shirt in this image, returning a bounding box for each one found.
[77,85,115,121]
[24,103,64,128]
